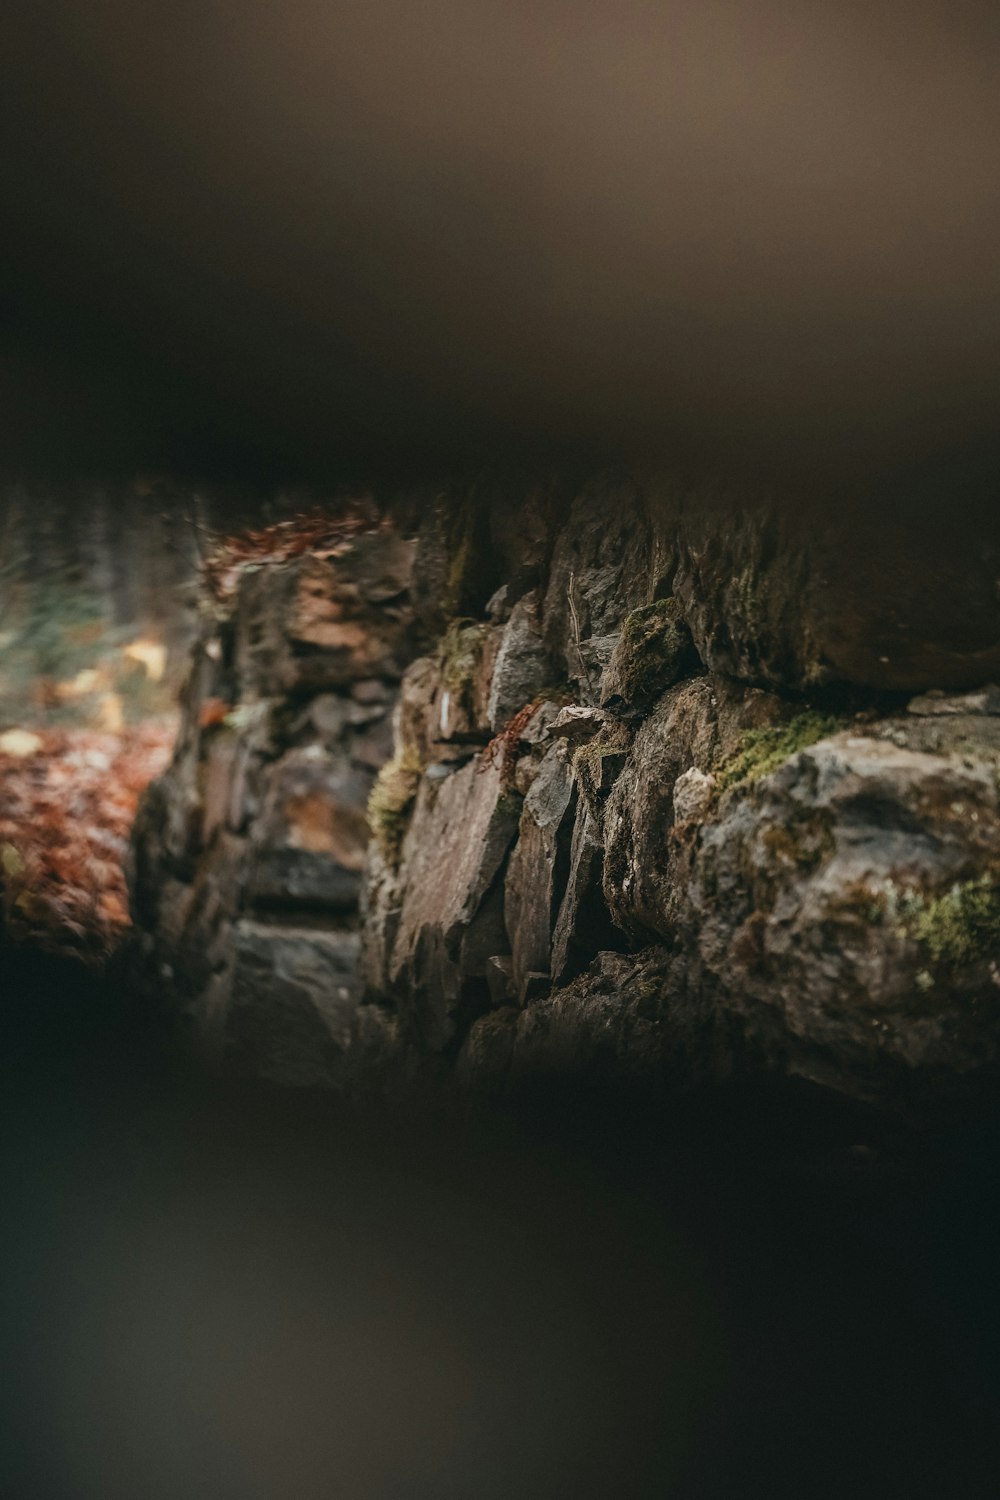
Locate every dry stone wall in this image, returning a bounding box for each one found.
[131,476,1000,1109]
[128,522,416,1085]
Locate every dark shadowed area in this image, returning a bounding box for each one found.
[3,0,1000,492]
[2,950,1000,1499]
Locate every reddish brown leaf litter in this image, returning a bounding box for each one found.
[0,723,174,962]
[201,504,379,602]
[197,696,232,728]
[479,700,541,785]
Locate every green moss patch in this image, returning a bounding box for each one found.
[601,597,693,713]
[909,877,1000,967]
[440,619,490,694]
[367,749,423,866]
[571,721,632,807]
[718,712,842,790]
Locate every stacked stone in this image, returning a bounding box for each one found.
[128,524,415,1085]
[132,474,1000,1108]
[359,477,1000,1108]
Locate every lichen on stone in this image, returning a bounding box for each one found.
[717,711,842,789]
[367,748,423,866]
[439,618,490,694]
[759,814,832,871]
[907,876,1000,967]
[570,720,632,808]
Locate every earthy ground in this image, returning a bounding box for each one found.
[0,723,174,960]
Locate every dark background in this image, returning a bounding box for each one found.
[3,0,1000,493]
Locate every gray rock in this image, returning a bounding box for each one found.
[485,954,514,1007]
[908,686,1000,716]
[430,620,499,744]
[523,743,575,827]
[129,515,413,1087]
[486,591,551,732]
[689,717,1000,1100]
[551,705,606,740]
[461,948,723,1092]
[225,922,362,1087]
[351,677,391,704]
[672,767,716,824]
[350,714,394,771]
[411,489,498,633]
[385,758,522,1048]
[246,746,372,914]
[519,700,564,746]
[504,745,575,1003]
[550,799,621,985]
[232,533,415,697]
[543,475,656,695]
[346,698,386,726]
[248,850,363,914]
[599,596,696,717]
[200,730,239,848]
[668,499,1000,693]
[485,583,511,622]
[456,1006,519,1090]
[603,676,789,940]
[309,693,349,738]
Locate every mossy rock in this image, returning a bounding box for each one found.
[717,711,842,790]
[599,597,695,717]
[571,721,632,808]
[905,877,1000,968]
[440,619,491,695]
[367,749,423,866]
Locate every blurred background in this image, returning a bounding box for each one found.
[3,0,1000,490]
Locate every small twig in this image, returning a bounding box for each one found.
[183,505,208,565]
[567,570,596,704]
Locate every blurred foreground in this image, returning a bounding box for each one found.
[1,950,999,1499]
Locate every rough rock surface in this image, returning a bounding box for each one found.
[129,523,414,1083]
[132,473,1000,1108]
[503,745,575,1002]
[687,717,1000,1100]
[381,757,521,1050]
[357,481,1000,1108]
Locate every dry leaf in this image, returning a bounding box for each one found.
[0,729,44,758]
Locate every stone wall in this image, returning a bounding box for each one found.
[132,475,1000,1109]
[128,520,416,1084]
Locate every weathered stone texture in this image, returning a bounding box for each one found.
[688,717,1000,1099]
[358,477,1000,1108]
[224,923,362,1087]
[133,472,1000,1109]
[129,522,412,1083]
[602,676,791,942]
[504,746,575,1003]
[666,500,1000,692]
[382,758,521,1049]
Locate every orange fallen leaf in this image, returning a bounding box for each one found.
[198,698,231,728]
